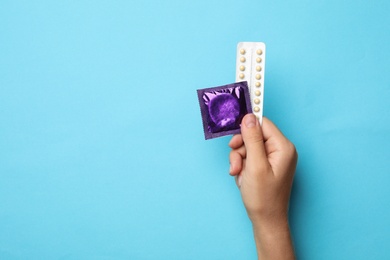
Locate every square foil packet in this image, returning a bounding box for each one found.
[197,81,252,140]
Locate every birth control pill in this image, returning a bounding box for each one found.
[236,42,266,124]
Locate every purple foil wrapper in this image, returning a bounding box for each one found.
[197,81,252,140]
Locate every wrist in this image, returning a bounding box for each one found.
[252,214,290,236]
[251,216,295,260]
[249,209,289,228]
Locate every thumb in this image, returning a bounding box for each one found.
[241,114,268,165]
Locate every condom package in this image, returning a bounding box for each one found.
[197,81,252,140]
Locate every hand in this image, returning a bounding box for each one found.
[229,114,297,259]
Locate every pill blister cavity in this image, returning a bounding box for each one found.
[236,42,265,123]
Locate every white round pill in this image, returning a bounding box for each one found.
[254,98,260,104]
[239,65,245,71]
[256,66,262,71]
[239,73,245,79]
[240,49,246,55]
[256,49,263,55]
[240,57,246,62]
[254,106,260,112]
[255,82,261,87]
[255,74,261,80]
[256,57,262,63]
[255,90,261,96]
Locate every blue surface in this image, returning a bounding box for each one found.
[1,1,389,259]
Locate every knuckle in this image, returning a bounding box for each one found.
[285,141,298,162]
[278,139,298,161]
[230,150,242,163]
[245,132,264,146]
[283,140,295,153]
[229,150,237,161]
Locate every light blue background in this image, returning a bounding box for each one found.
[1,0,389,259]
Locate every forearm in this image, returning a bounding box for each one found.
[252,217,295,260]
[228,115,297,259]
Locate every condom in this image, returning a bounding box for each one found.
[197,81,252,140]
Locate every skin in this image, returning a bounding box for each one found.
[229,114,297,260]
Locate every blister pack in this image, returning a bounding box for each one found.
[197,82,252,140]
[236,42,266,123]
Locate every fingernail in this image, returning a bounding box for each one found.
[244,114,256,128]
[237,174,242,187]
[229,164,232,173]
